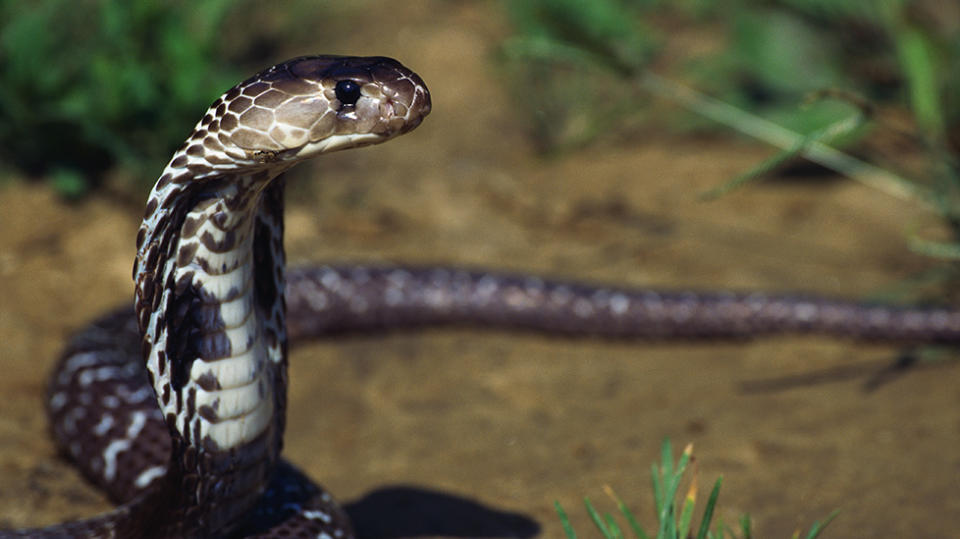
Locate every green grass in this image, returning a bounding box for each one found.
[0,0,247,196]
[500,0,960,298]
[556,439,839,539]
[501,0,960,155]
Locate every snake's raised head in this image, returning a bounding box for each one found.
[176,55,431,174]
[130,56,429,535]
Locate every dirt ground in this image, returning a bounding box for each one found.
[2,3,959,537]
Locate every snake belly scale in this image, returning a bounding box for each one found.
[6,54,960,538]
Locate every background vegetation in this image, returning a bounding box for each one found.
[500,0,960,299]
[0,0,243,196]
[0,0,339,196]
[3,0,957,203]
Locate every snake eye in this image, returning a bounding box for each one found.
[334,80,362,106]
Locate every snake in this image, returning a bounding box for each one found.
[5,54,960,538]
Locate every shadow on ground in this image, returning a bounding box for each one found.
[346,486,539,539]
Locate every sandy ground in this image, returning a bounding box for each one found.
[2,2,959,537]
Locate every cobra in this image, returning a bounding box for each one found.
[6,55,960,538]
[6,55,431,538]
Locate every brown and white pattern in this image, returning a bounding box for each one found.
[5,55,430,538]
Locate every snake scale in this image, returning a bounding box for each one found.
[5,55,960,538]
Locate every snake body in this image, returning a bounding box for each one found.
[5,55,960,538]
[7,55,430,538]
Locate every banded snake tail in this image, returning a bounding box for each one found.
[5,55,960,538]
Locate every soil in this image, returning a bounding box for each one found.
[1,3,959,537]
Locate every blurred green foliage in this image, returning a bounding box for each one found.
[500,0,659,152]
[501,0,960,158]
[0,0,244,196]
[501,0,960,294]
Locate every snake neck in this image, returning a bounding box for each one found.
[134,163,289,536]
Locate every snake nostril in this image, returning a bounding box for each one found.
[334,80,361,106]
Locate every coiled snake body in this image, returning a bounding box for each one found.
[5,55,960,538]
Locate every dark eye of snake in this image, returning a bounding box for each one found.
[334,79,362,105]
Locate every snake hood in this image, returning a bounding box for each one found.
[126,55,430,537]
[133,54,432,321]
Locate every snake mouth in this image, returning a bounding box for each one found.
[392,91,431,134]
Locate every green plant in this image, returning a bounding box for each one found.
[500,0,960,162]
[500,0,660,152]
[556,439,839,538]
[500,0,960,298]
[0,0,244,197]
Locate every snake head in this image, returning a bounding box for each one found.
[180,55,431,171]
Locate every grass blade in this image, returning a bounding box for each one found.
[804,509,841,539]
[660,439,674,483]
[678,493,697,539]
[604,513,624,539]
[554,501,577,539]
[604,485,650,539]
[638,72,934,207]
[650,462,663,516]
[584,497,612,538]
[739,513,752,539]
[696,477,723,539]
